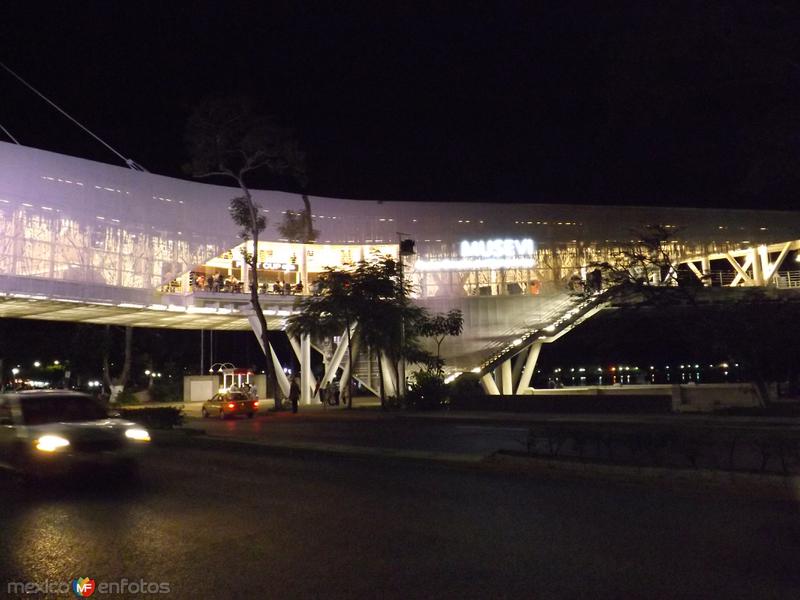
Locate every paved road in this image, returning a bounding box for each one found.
[1,445,799,598]
[183,412,530,456]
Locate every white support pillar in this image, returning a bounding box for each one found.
[480,373,501,396]
[301,334,312,405]
[246,311,291,400]
[511,353,525,389]
[289,335,317,404]
[752,247,765,286]
[726,253,753,287]
[379,351,397,398]
[764,242,792,281]
[501,359,513,396]
[686,261,704,282]
[701,256,711,286]
[319,323,358,389]
[516,342,542,394]
[268,343,291,399]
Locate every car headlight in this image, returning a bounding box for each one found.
[125,428,151,442]
[35,434,71,452]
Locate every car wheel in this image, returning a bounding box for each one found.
[247,412,254,419]
[201,408,209,418]
[219,410,226,420]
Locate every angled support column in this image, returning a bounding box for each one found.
[246,312,289,399]
[511,353,525,390]
[268,343,291,399]
[379,351,397,398]
[501,359,513,396]
[726,253,754,286]
[319,323,358,389]
[763,242,792,282]
[480,373,501,396]
[516,342,542,394]
[686,261,704,282]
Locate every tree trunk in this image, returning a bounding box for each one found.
[301,193,313,242]
[344,313,354,409]
[345,331,363,410]
[377,350,386,410]
[241,183,278,408]
[102,325,133,402]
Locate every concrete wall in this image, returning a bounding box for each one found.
[527,383,763,413]
[183,376,219,403]
[671,383,762,413]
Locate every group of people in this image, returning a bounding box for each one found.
[264,281,303,295]
[194,273,242,293]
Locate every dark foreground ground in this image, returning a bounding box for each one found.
[1,446,798,599]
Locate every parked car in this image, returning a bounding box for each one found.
[201,391,259,419]
[0,390,151,478]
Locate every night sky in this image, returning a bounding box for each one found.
[5,2,800,210]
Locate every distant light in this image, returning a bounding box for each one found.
[53,360,60,365]
[33,361,41,368]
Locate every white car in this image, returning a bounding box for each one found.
[0,390,151,478]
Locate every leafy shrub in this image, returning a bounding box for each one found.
[114,388,139,405]
[150,380,181,404]
[406,370,448,410]
[447,373,485,410]
[118,407,184,430]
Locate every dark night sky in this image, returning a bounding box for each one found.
[4,2,800,209]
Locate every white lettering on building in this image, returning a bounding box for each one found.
[460,238,534,258]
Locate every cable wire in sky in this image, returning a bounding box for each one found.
[0,61,147,171]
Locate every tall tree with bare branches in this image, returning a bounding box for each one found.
[186,96,285,401]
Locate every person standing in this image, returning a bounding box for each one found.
[289,374,301,413]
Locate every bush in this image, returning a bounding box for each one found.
[117,407,184,430]
[114,388,139,405]
[406,371,448,410]
[150,380,181,404]
[447,373,485,410]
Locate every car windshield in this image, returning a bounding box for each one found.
[20,395,108,425]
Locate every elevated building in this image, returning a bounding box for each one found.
[1,141,799,399]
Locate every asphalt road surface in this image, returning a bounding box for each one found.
[1,446,798,599]
[184,412,531,456]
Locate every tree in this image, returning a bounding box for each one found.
[578,224,800,405]
[288,256,431,409]
[279,138,318,243]
[418,309,464,374]
[287,268,359,407]
[580,224,702,307]
[186,96,285,402]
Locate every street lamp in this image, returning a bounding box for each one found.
[33,361,41,368]
[11,367,19,376]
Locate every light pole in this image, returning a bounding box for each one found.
[397,234,416,399]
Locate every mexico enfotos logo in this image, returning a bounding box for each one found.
[6,577,171,596]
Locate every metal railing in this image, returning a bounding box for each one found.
[773,270,800,289]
